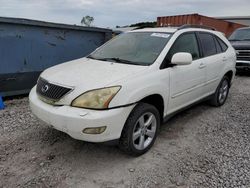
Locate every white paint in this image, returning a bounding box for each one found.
[29,27,236,142]
[171,52,192,65]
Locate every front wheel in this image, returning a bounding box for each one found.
[209,76,230,107]
[119,103,160,156]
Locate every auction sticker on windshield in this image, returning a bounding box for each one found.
[151,33,170,38]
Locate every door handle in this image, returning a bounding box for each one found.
[222,57,227,62]
[199,63,206,69]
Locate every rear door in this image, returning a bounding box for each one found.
[165,32,206,114]
[197,32,228,95]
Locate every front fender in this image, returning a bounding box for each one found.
[109,69,170,115]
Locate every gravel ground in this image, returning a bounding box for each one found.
[0,75,249,188]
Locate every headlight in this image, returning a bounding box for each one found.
[71,86,121,109]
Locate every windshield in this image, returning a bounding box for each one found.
[229,28,250,41]
[89,32,172,65]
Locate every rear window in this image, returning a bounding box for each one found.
[216,37,228,52]
[214,36,222,53]
[199,33,217,57]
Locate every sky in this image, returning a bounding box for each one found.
[0,0,249,28]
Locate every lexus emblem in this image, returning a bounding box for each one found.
[41,85,49,93]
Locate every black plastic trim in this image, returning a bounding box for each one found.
[163,94,214,123]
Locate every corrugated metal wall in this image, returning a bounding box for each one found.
[0,17,112,96]
[157,14,246,37]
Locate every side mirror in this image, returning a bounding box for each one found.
[171,52,192,66]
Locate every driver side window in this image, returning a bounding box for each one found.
[165,33,200,63]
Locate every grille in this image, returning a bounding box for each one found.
[36,78,72,101]
[236,62,250,67]
[236,50,250,61]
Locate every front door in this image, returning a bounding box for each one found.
[165,32,206,114]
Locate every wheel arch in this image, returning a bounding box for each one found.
[224,70,234,87]
[139,94,164,123]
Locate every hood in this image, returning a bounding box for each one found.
[40,57,147,91]
[230,41,250,50]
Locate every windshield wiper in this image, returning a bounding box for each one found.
[88,56,130,63]
[104,57,147,66]
[88,56,147,66]
[87,55,108,61]
[105,57,133,64]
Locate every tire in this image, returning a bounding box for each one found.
[209,76,230,107]
[119,103,160,156]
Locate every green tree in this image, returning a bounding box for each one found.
[81,15,94,27]
[130,21,157,28]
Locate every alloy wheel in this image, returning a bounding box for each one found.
[132,112,157,150]
[218,79,229,104]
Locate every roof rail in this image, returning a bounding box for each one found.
[177,24,216,31]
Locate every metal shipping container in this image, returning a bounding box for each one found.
[0,17,112,96]
[157,13,246,37]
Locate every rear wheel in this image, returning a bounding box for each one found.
[209,76,230,107]
[119,103,160,156]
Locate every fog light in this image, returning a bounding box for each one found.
[82,126,107,134]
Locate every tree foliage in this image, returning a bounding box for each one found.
[81,15,94,27]
[129,21,157,28]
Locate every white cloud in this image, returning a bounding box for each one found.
[0,0,249,28]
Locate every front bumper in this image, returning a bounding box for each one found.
[236,60,250,72]
[29,87,135,142]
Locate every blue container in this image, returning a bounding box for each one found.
[0,17,112,96]
[0,95,4,110]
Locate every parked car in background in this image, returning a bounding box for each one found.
[30,25,236,156]
[229,27,250,72]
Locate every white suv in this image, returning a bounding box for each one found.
[29,26,236,155]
